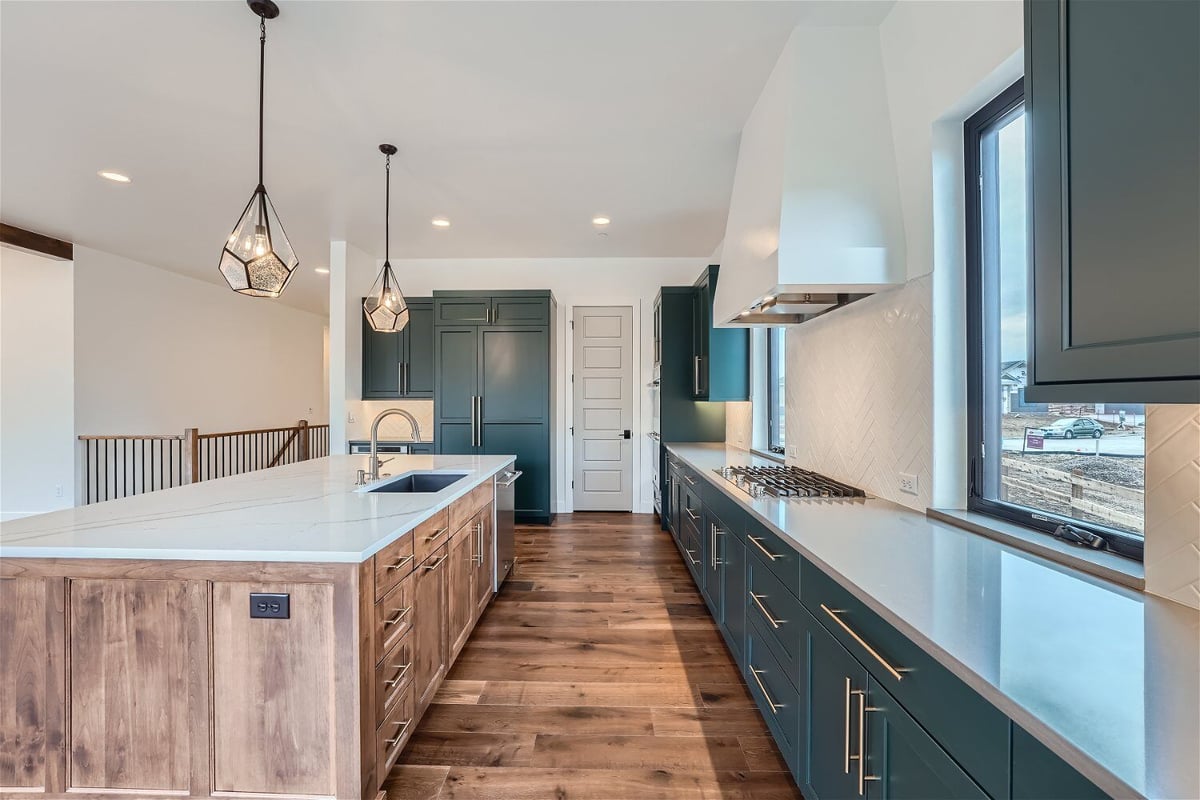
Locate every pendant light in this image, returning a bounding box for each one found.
[363,144,409,333]
[218,0,298,298]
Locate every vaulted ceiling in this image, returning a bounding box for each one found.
[1,0,894,312]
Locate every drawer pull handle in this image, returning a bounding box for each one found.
[749,665,784,714]
[684,474,696,485]
[748,535,783,561]
[383,662,411,686]
[423,527,449,542]
[750,592,786,628]
[385,555,414,571]
[684,548,700,566]
[821,603,905,682]
[424,554,448,571]
[685,507,700,521]
[384,606,412,627]
[384,719,411,747]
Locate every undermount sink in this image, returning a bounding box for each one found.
[363,471,468,494]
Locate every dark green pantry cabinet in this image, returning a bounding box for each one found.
[433,291,554,524]
[691,265,749,401]
[1025,0,1200,403]
[361,298,434,399]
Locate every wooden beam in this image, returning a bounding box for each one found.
[0,222,72,260]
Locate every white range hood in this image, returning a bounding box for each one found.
[713,25,906,326]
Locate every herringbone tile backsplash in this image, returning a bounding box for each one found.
[785,276,933,511]
[1144,404,1200,610]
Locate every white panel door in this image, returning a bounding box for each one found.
[572,306,634,511]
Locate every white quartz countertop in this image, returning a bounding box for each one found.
[666,442,1199,800]
[0,454,515,563]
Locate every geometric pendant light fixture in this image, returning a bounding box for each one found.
[363,143,409,333]
[218,0,299,298]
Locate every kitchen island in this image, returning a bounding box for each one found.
[0,453,515,800]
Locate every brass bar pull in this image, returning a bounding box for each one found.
[475,521,484,566]
[821,604,905,682]
[684,474,696,485]
[384,719,411,747]
[384,606,412,627]
[423,527,449,542]
[749,665,784,714]
[748,535,783,561]
[843,676,852,774]
[383,662,411,686]
[749,592,786,628]
[856,688,867,795]
[684,548,700,566]
[693,355,701,395]
[385,554,414,571]
[424,554,448,570]
[685,507,699,521]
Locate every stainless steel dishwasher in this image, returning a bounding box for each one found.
[494,469,521,586]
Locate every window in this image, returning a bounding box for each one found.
[767,327,786,453]
[966,81,1145,561]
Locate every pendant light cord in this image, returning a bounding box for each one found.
[384,153,391,262]
[258,16,266,189]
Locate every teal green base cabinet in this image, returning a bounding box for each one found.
[361,298,434,398]
[434,291,555,523]
[664,451,1115,800]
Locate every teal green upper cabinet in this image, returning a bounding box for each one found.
[434,292,550,326]
[361,297,433,399]
[1012,725,1110,800]
[1025,0,1199,402]
[691,266,749,401]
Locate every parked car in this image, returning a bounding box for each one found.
[1037,417,1104,439]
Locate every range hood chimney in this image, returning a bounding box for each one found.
[714,25,906,326]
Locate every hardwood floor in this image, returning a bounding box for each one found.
[384,512,802,800]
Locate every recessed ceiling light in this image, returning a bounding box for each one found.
[592,216,611,226]
[314,267,330,274]
[98,170,131,184]
[431,217,451,228]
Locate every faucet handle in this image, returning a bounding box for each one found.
[375,456,394,468]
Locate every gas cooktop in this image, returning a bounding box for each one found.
[714,465,865,499]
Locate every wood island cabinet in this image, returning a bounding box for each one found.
[0,476,502,800]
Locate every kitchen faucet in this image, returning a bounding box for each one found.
[363,408,423,483]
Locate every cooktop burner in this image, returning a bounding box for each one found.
[714,465,865,499]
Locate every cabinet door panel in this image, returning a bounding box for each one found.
[434,327,479,422]
[362,310,403,398]
[446,529,475,663]
[212,581,332,796]
[806,614,867,800]
[701,513,725,619]
[480,327,549,421]
[1011,724,1109,800]
[413,544,449,714]
[1026,0,1200,399]
[70,579,205,793]
[482,423,550,520]
[405,301,435,397]
[474,503,495,617]
[437,423,475,455]
[437,298,491,324]
[492,297,549,324]
[864,677,988,800]
[0,577,59,791]
[723,534,747,664]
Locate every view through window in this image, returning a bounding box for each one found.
[967,83,1144,558]
[767,327,786,453]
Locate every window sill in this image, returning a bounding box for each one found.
[749,448,785,464]
[927,508,1145,592]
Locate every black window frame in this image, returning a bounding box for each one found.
[965,79,1144,562]
[766,327,785,453]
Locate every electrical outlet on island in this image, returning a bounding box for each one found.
[898,472,918,495]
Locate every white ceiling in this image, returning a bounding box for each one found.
[0,0,894,313]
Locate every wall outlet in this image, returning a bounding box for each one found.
[347,411,356,424]
[54,484,63,498]
[898,472,919,495]
[249,592,290,619]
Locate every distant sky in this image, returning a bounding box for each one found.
[997,113,1027,363]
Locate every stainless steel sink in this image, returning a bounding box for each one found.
[362,471,468,494]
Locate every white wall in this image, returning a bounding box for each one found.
[334,257,707,513]
[73,247,328,436]
[0,246,75,518]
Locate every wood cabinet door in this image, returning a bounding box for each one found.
[413,544,449,713]
[0,577,61,793]
[473,504,495,618]
[446,527,475,664]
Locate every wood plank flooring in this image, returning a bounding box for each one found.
[384,512,802,800]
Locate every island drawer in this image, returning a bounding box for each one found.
[450,481,493,533]
[374,573,414,664]
[375,632,414,725]
[374,530,416,600]
[801,559,1011,799]
[414,507,451,567]
[376,679,416,778]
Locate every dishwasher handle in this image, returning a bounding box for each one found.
[496,470,523,487]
